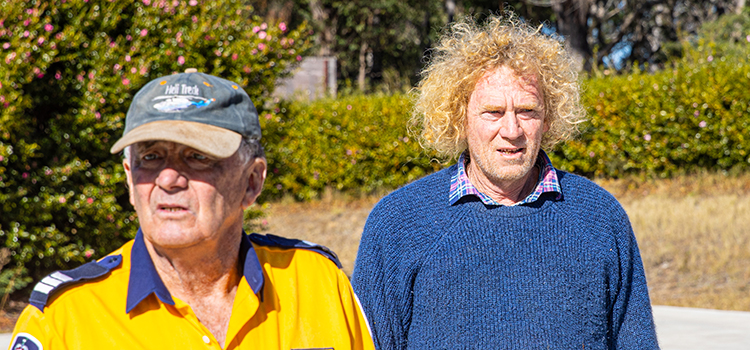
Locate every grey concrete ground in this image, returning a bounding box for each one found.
[1,305,749,349]
[653,305,750,350]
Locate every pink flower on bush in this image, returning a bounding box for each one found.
[122,78,130,85]
[130,67,137,73]
[231,53,238,61]
[59,196,66,203]
[96,112,101,119]
[125,55,131,62]
[260,23,267,30]
[23,30,30,37]
[87,197,94,204]
[22,172,29,179]
[251,49,257,55]
[84,249,94,258]
[192,16,198,23]
[707,55,713,62]
[37,37,45,45]
[189,0,198,5]
[89,71,96,79]
[296,55,302,61]
[258,31,267,40]
[2,43,9,49]
[253,26,260,33]
[347,105,352,110]
[45,169,53,175]
[699,121,707,128]
[214,50,221,56]
[55,71,62,80]
[265,114,272,120]
[177,55,185,65]
[258,43,266,50]
[126,34,132,41]
[279,22,287,31]
[143,0,151,5]
[693,110,699,117]
[114,63,121,71]
[44,24,54,32]
[23,20,30,26]
[644,134,651,141]
[140,29,148,37]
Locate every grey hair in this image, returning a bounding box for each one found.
[122,138,264,166]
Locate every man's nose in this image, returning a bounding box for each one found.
[154,160,188,192]
[498,112,523,139]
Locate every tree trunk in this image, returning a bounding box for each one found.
[446,0,456,23]
[309,0,335,56]
[358,41,369,91]
[552,0,591,71]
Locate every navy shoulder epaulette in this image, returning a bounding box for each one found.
[248,233,342,268]
[29,254,122,312]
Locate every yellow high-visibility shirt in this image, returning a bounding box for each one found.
[9,230,375,350]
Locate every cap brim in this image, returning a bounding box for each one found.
[110,120,242,159]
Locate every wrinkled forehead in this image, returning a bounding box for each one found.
[473,66,544,102]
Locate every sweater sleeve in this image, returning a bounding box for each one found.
[609,209,660,350]
[352,201,410,350]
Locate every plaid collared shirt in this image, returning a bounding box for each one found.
[449,150,562,206]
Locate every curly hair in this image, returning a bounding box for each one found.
[410,13,586,159]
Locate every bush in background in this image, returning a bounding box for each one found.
[261,48,750,200]
[260,94,441,201]
[0,0,311,298]
[552,33,750,178]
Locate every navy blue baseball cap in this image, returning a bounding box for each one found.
[110,69,261,158]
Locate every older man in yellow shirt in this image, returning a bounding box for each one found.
[10,70,374,350]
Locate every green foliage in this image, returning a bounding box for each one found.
[261,46,750,200]
[551,51,750,178]
[0,0,312,297]
[691,7,750,60]
[259,94,441,201]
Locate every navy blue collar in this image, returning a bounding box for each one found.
[126,229,265,313]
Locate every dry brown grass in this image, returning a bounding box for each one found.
[599,172,750,311]
[255,172,750,311]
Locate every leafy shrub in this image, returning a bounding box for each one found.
[262,49,750,200]
[260,93,441,201]
[0,0,311,297]
[552,45,750,178]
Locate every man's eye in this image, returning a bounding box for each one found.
[143,154,158,160]
[191,153,208,160]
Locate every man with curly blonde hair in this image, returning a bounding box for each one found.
[352,14,659,350]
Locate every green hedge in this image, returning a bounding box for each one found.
[260,94,441,201]
[260,53,750,201]
[553,55,750,178]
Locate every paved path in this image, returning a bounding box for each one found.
[2,305,749,349]
[653,305,750,349]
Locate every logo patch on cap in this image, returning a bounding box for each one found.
[152,82,213,113]
[11,333,43,350]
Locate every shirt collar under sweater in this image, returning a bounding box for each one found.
[449,150,562,206]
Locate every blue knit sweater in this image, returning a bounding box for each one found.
[352,165,659,350]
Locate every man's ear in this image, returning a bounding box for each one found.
[242,157,267,209]
[123,158,136,207]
